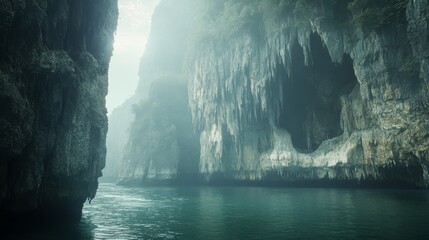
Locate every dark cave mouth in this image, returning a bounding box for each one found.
[278,33,358,153]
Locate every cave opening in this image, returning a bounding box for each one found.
[278,33,358,153]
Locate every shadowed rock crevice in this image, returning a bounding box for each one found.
[117,0,429,188]
[278,33,358,153]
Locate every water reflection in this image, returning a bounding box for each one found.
[2,184,429,239]
[3,216,95,240]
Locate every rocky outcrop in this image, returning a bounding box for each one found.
[120,77,200,185]
[188,0,429,187]
[115,0,200,185]
[119,0,429,188]
[0,0,117,220]
[103,96,138,179]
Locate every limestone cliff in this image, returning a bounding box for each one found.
[115,0,200,185]
[188,0,429,187]
[120,76,200,185]
[104,96,138,179]
[119,0,429,188]
[0,0,117,220]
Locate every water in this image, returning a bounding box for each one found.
[5,183,429,239]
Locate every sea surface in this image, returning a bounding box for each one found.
[5,183,429,239]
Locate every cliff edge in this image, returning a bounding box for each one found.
[0,0,117,220]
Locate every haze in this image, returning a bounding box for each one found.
[107,0,160,113]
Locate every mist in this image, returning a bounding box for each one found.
[1,0,428,239]
[106,0,160,113]
[101,1,429,237]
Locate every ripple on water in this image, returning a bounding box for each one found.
[78,184,429,240]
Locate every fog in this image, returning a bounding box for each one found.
[1,0,427,239]
[103,0,198,180]
[106,0,160,113]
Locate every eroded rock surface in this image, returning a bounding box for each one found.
[188,0,429,187]
[0,0,117,220]
[116,0,200,185]
[119,0,429,188]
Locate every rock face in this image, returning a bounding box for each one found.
[0,0,117,220]
[119,0,429,188]
[104,96,138,179]
[116,0,200,185]
[188,0,429,187]
[120,77,200,185]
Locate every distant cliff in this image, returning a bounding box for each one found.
[120,0,429,188]
[0,0,117,220]
[113,0,200,185]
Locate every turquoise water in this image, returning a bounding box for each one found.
[5,183,429,239]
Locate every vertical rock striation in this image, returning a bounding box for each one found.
[118,0,200,185]
[118,0,429,188]
[188,0,429,187]
[0,0,117,220]
[104,96,138,179]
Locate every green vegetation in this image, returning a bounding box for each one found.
[348,0,409,31]
[189,0,411,51]
[126,74,200,175]
[190,0,262,46]
[130,75,188,142]
[189,0,353,49]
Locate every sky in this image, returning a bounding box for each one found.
[106,0,160,113]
